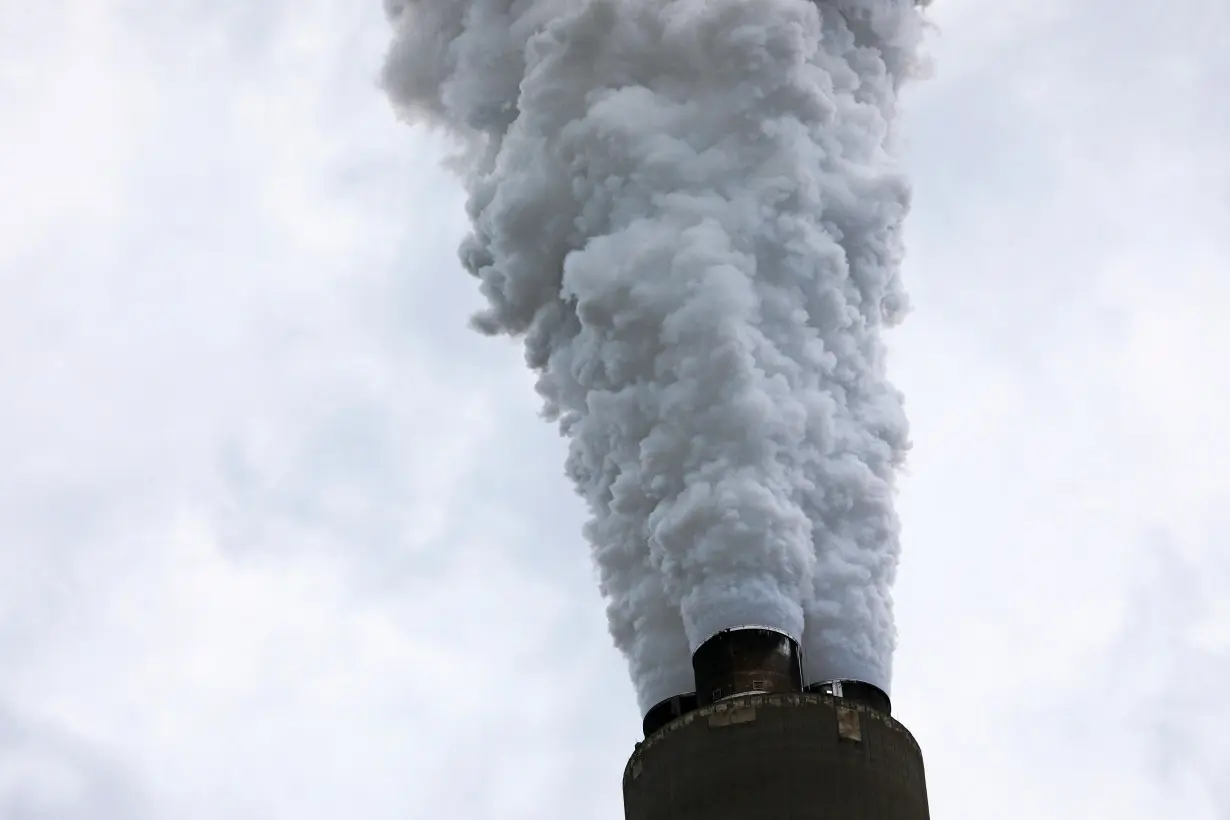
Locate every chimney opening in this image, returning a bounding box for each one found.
[691,625,805,706]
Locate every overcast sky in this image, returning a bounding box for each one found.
[2,1,1227,818]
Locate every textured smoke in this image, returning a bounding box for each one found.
[382,0,927,710]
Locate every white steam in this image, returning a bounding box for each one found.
[382,0,927,711]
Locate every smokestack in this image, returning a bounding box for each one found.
[691,626,804,705]
[640,693,698,737]
[624,692,929,820]
[627,642,927,819]
[640,625,803,736]
[806,677,892,715]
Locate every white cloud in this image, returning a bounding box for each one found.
[1,0,1226,818]
[891,1,1229,815]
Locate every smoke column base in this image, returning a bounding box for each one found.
[624,693,929,820]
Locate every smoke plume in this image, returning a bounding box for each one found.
[382,0,928,711]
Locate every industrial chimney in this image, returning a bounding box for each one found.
[623,627,930,820]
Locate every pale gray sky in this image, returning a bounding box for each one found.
[1,1,1227,818]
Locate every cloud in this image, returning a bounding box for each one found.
[890,1,1229,816]
[1,1,632,817]
[0,706,148,820]
[0,0,1226,818]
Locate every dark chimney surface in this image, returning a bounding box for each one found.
[642,693,698,737]
[623,694,929,820]
[691,625,804,706]
[805,679,892,715]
